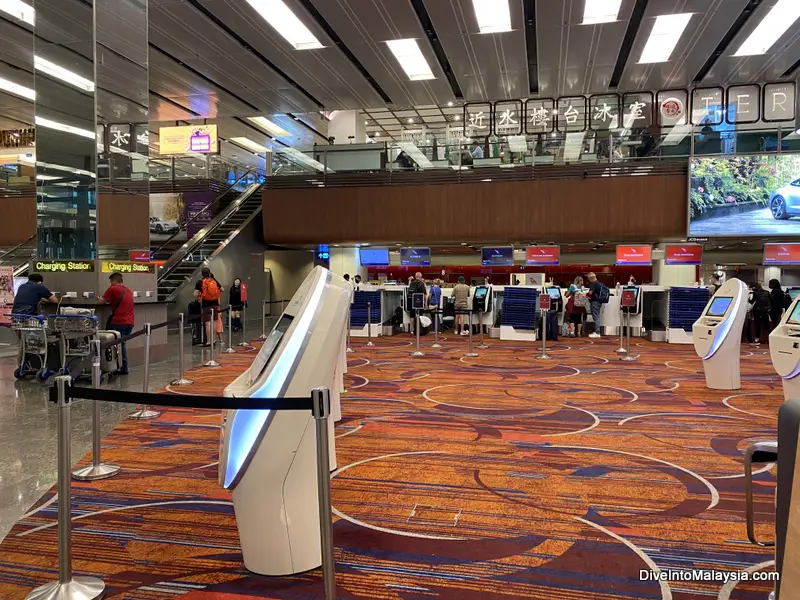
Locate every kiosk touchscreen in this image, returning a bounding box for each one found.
[218,266,350,576]
[473,285,491,313]
[693,278,747,390]
[546,286,563,311]
[770,297,800,400]
[788,287,800,301]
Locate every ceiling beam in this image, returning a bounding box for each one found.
[408,0,463,101]
[523,0,538,94]
[609,0,649,89]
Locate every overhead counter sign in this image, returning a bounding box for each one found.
[764,244,800,265]
[665,245,703,265]
[526,246,560,266]
[159,124,218,155]
[101,261,155,274]
[616,245,652,266]
[34,260,94,273]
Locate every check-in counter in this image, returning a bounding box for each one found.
[602,285,668,337]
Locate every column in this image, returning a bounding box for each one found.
[327,111,366,145]
[652,244,698,287]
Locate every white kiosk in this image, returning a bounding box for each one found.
[770,297,800,401]
[692,278,747,390]
[218,266,350,576]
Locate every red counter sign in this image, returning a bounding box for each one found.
[526,246,560,266]
[129,250,151,263]
[764,243,800,265]
[538,294,550,310]
[621,289,636,307]
[616,245,652,266]
[665,244,703,265]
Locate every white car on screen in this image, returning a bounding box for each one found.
[770,178,800,220]
[149,216,180,234]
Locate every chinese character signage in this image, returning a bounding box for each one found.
[557,96,587,132]
[493,101,522,136]
[463,103,491,137]
[622,92,653,129]
[525,98,555,134]
[589,94,620,131]
[134,123,149,154]
[691,87,723,125]
[109,123,132,152]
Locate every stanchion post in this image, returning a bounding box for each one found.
[260,299,268,339]
[410,308,424,357]
[465,311,478,357]
[477,309,489,349]
[171,313,193,386]
[312,388,337,600]
[431,310,441,348]
[73,341,120,481]
[238,304,250,347]
[224,307,236,353]
[346,306,354,353]
[366,302,375,347]
[616,302,626,354]
[621,311,639,362]
[538,307,551,360]
[204,309,221,368]
[128,324,160,420]
[27,376,105,600]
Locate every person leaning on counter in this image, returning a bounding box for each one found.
[98,272,135,375]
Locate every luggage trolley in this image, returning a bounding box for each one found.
[10,314,57,382]
[48,310,99,377]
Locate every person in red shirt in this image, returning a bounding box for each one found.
[98,272,135,374]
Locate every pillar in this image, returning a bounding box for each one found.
[329,247,366,280]
[327,111,366,145]
[652,244,698,287]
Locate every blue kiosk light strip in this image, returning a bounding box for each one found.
[223,274,329,490]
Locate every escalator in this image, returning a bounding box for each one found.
[156,182,263,301]
[0,234,36,278]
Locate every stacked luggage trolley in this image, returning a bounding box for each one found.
[11,308,106,382]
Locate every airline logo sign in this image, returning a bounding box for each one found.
[764,243,800,265]
[621,290,636,308]
[616,245,652,266]
[665,245,703,265]
[526,246,560,266]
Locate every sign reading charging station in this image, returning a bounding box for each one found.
[101,261,155,274]
[34,260,94,273]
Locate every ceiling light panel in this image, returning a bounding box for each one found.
[34,56,94,92]
[471,0,511,33]
[734,0,800,56]
[386,39,435,81]
[35,116,95,139]
[247,116,290,137]
[0,76,35,100]
[0,0,34,25]
[638,13,693,64]
[582,0,622,25]
[231,137,269,153]
[243,0,323,50]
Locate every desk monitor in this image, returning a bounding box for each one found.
[706,296,733,317]
[788,301,800,325]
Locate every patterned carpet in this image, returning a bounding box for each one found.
[0,335,781,599]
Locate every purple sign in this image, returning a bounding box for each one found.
[190,130,212,152]
[183,192,214,237]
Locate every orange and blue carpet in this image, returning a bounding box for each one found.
[0,336,780,599]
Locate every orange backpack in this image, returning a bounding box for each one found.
[201,277,220,302]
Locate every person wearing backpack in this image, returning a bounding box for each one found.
[194,267,224,347]
[586,272,608,338]
[749,282,771,344]
[565,276,587,337]
[769,278,790,328]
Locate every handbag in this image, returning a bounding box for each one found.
[106,287,128,330]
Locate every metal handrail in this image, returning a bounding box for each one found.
[0,233,36,261]
[157,182,262,285]
[151,167,256,258]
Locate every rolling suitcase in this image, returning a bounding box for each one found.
[97,330,121,374]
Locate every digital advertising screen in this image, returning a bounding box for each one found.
[526,246,560,266]
[763,243,800,265]
[707,297,733,317]
[616,245,652,266]
[482,246,514,266]
[689,154,800,237]
[400,247,431,266]
[665,244,703,265]
[359,248,390,266]
[159,124,219,155]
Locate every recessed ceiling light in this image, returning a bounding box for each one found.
[638,13,692,64]
[582,0,622,25]
[471,0,511,34]
[248,116,290,137]
[35,116,95,139]
[454,115,461,121]
[0,76,35,100]
[375,131,380,137]
[386,38,435,81]
[0,0,34,25]
[407,118,414,124]
[447,101,454,107]
[231,137,269,153]
[734,0,800,56]
[34,56,94,92]
[243,0,323,50]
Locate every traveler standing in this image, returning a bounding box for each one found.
[408,272,427,335]
[353,274,362,291]
[769,278,789,328]
[98,272,134,374]
[229,278,245,332]
[194,267,223,346]
[709,273,722,295]
[749,282,771,344]
[453,276,470,335]
[565,276,587,337]
[586,272,606,338]
[427,278,442,332]
[12,273,58,315]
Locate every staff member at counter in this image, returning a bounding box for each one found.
[12,274,58,315]
[98,272,135,375]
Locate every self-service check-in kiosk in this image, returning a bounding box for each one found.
[473,285,491,313]
[770,297,800,401]
[218,266,350,576]
[693,278,747,390]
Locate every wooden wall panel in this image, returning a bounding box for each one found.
[97,193,149,248]
[0,196,36,246]
[263,175,688,244]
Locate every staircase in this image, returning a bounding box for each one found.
[156,183,263,301]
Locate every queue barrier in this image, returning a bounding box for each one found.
[417,309,480,357]
[30,378,337,600]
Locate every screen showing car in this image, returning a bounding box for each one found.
[689,154,800,237]
[706,297,733,317]
[359,248,389,266]
[400,247,431,266]
[481,246,514,266]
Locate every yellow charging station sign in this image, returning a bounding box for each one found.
[101,261,155,274]
[34,260,94,273]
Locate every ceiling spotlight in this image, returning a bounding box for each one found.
[454,115,461,121]
[447,101,454,107]
[408,118,414,124]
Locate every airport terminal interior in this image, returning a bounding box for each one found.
[2,0,800,599]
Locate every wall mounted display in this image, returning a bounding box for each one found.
[665,244,703,265]
[689,154,800,237]
[616,245,652,266]
[359,247,390,266]
[481,246,514,266]
[158,124,218,155]
[526,246,560,266]
[763,243,800,265]
[400,247,431,266]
